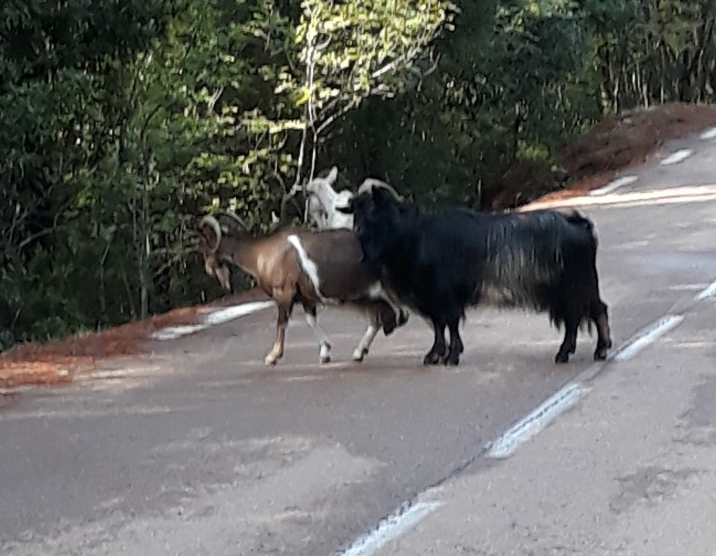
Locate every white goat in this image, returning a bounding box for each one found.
[298,167,404,230]
[297,166,355,229]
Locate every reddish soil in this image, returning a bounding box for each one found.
[0,288,271,388]
[493,102,716,210]
[4,101,716,388]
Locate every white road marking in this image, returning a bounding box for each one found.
[203,301,274,325]
[695,278,716,300]
[278,375,327,382]
[152,301,274,340]
[699,127,716,140]
[590,175,638,196]
[524,184,716,210]
[613,315,684,361]
[152,324,209,340]
[485,382,584,459]
[335,499,441,556]
[335,289,710,551]
[660,149,694,165]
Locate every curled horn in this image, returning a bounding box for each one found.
[357,178,404,202]
[214,209,251,231]
[199,215,222,253]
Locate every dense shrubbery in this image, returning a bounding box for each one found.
[2,0,715,350]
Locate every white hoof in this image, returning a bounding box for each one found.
[319,345,331,364]
[352,348,367,362]
[264,355,278,366]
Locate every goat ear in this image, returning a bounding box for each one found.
[327,166,338,184]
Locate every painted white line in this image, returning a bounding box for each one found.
[695,278,716,300]
[335,499,441,556]
[152,324,209,340]
[203,300,274,325]
[523,184,716,210]
[279,375,326,382]
[699,127,716,140]
[590,175,638,196]
[613,315,684,361]
[485,382,584,459]
[660,149,694,165]
[151,301,274,340]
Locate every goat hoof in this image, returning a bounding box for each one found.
[320,354,332,364]
[423,352,442,365]
[444,354,460,366]
[352,348,368,362]
[593,348,608,361]
[264,356,278,367]
[554,351,570,364]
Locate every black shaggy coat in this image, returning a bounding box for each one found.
[339,187,612,366]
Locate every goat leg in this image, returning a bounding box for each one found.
[445,319,464,366]
[352,299,405,362]
[303,304,332,364]
[591,300,612,361]
[265,302,293,366]
[424,320,447,365]
[555,313,580,364]
[352,323,379,362]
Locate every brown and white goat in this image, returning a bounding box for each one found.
[197,215,408,366]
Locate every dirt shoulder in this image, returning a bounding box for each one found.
[484,102,716,209]
[0,288,271,388]
[3,101,716,389]
[524,102,716,206]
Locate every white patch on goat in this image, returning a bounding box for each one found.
[287,234,325,300]
[305,313,332,363]
[365,281,406,318]
[367,281,384,299]
[353,323,380,361]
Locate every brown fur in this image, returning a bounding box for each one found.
[197,216,407,366]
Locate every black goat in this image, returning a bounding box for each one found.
[337,187,612,366]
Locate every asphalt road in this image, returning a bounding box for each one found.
[1,132,715,556]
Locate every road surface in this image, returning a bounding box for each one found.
[1,132,715,555]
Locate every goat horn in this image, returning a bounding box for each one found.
[357,178,404,202]
[200,215,222,253]
[214,209,251,231]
